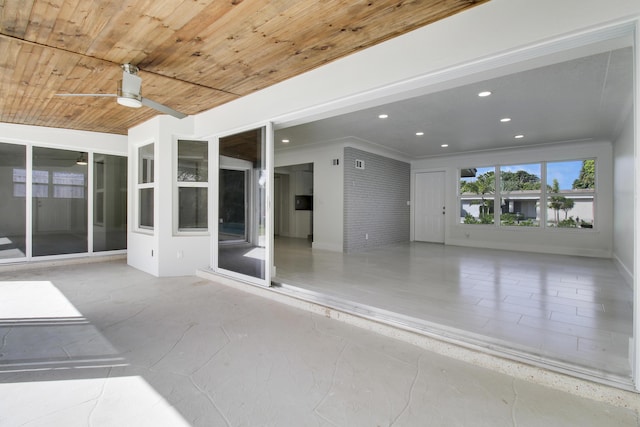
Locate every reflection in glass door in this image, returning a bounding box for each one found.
[0,143,26,259]
[32,147,88,256]
[93,154,127,252]
[217,126,270,283]
[219,169,247,242]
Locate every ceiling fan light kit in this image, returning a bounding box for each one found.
[76,153,88,165]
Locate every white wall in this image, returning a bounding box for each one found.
[276,142,343,252]
[0,123,127,154]
[412,140,614,258]
[128,117,161,276]
[613,110,634,283]
[128,115,211,277]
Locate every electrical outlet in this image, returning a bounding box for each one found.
[365,233,369,240]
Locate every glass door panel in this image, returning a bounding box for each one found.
[219,169,247,242]
[0,143,26,259]
[217,127,268,282]
[93,154,127,252]
[32,147,88,256]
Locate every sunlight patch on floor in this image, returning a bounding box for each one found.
[0,376,191,426]
[0,280,82,319]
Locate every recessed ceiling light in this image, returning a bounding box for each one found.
[441,144,449,148]
[478,91,492,97]
[514,134,524,139]
[500,117,511,122]
[378,114,389,119]
[282,139,290,143]
[416,132,424,136]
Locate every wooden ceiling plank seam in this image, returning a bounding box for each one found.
[53,0,111,55]
[21,46,55,123]
[144,0,208,29]
[0,0,36,38]
[146,9,292,90]
[59,58,115,96]
[49,0,88,51]
[93,0,213,65]
[141,0,454,93]
[106,12,178,64]
[138,0,264,77]
[32,51,89,124]
[182,0,381,72]
[223,0,479,94]
[6,42,37,122]
[83,0,148,60]
[25,0,65,45]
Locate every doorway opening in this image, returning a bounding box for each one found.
[274,163,314,245]
[216,127,269,283]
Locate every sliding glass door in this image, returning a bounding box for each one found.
[32,147,88,256]
[215,125,272,285]
[0,144,127,262]
[0,143,26,259]
[93,154,127,252]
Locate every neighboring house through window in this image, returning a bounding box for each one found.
[459,159,596,229]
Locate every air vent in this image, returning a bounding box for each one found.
[355,159,365,170]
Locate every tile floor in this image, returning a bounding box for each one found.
[0,260,638,426]
[273,237,633,384]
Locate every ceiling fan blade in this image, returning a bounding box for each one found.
[55,93,117,97]
[141,97,187,119]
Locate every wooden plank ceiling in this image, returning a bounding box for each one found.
[0,0,487,135]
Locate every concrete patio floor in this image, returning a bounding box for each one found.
[0,259,638,426]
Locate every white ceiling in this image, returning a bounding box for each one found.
[275,41,633,160]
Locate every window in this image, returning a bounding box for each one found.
[53,171,85,198]
[459,159,596,230]
[459,166,495,224]
[13,169,85,198]
[499,164,541,227]
[138,143,154,230]
[177,140,208,231]
[546,160,595,229]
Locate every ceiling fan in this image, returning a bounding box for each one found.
[56,64,187,119]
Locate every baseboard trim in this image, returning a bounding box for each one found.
[613,254,633,289]
[0,253,126,272]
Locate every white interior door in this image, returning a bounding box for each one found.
[414,171,445,243]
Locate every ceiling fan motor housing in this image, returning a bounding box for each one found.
[117,65,143,107]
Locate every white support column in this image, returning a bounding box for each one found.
[633,18,640,391]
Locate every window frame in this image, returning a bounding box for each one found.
[545,159,597,230]
[174,138,209,234]
[459,165,496,225]
[498,163,542,228]
[458,158,597,231]
[136,142,155,233]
